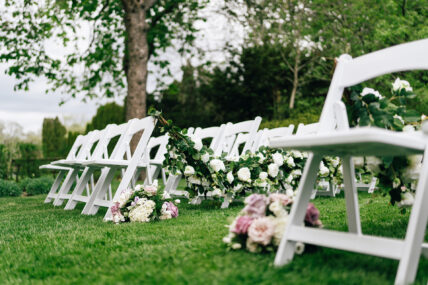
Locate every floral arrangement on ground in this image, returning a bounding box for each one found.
[110,180,179,224]
[223,193,322,253]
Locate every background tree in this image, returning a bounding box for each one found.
[42,117,67,158]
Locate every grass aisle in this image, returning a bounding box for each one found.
[0,193,427,284]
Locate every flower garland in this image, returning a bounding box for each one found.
[223,193,322,253]
[347,78,426,208]
[110,180,180,224]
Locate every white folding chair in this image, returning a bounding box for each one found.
[270,39,428,284]
[45,130,104,205]
[63,122,131,210]
[258,125,295,149]
[80,116,155,220]
[143,134,170,185]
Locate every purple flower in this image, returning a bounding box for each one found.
[131,196,140,207]
[111,202,121,215]
[166,201,179,218]
[305,203,322,227]
[232,216,253,235]
[243,194,268,218]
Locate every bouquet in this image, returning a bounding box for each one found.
[110,180,180,224]
[223,193,322,253]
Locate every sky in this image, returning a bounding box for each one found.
[0,0,245,135]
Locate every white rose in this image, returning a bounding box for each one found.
[352,157,364,168]
[272,152,284,166]
[211,188,223,197]
[189,135,203,151]
[268,163,279,178]
[227,171,234,184]
[366,156,382,174]
[319,161,329,177]
[290,150,303,159]
[188,175,201,185]
[392,78,412,92]
[291,169,302,177]
[184,165,195,176]
[361,87,382,99]
[209,159,226,172]
[269,201,287,217]
[331,157,340,167]
[257,153,265,163]
[272,216,288,246]
[233,183,243,192]
[231,243,242,250]
[201,153,210,163]
[237,167,251,182]
[286,188,295,197]
[397,192,414,208]
[286,156,295,167]
[285,174,293,184]
[175,199,181,204]
[201,178,210,187]
[259,172,268,180]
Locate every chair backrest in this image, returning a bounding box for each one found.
[193,125,226,151]
[260,125,294,148]
[296,123,319,135]
[74,130,103,160]
[65,134,86,160]
[89,122,130,160]
[318,38,428,133]
[144,134,169,162]
[217,117,262,156]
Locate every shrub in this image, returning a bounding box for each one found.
[260,111,320,131]
[25,176,54,196]
[0,179,22,197]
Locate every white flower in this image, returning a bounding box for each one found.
[189,135,203,151]
[295,242,305,255]
[319,161,330,177]
[227,156,240,162]
[128,200,155,222]
[285,156,295,167]
[269,201,287,218]
[188,175,201,185]
[392,78,412,92]
[184,165,195,176]
[227,171,234,184]
[352,157,364,168]
[233,184,243,192]
[272,152,284,166]
[268,163,279,178]
[162,192,171,199]
[134,184,144,191]
[257,153,265,163]
[403,125,415,132]
[169,149,178,159]
[209,159,226,172]
[201,178,210,187]
[259,172,268,180]
[201,153,210,163]
[291,169,302,177]
[222,233,235,244]
[393,114,405,125]
[397,192,414,208]
[211,188,223,197]
[361,87,382,99]
[366,156,382,174]
[112,213,125,224]
[286,188,295,198]
[272,216,288,246]
[285,174,293,184]
[330,157,340,167]
[237,167,251,182]
[231,243,242,250]
[290,150,303,159]
[116,188,133,207]
[175,199,181,204]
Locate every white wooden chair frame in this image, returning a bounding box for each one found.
[270,39,428,284]
[143,134,170,186]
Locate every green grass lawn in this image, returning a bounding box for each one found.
[0,191,427,284]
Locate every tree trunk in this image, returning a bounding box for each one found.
[289,49,300,109]
[122,0,149,152]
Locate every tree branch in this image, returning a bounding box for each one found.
[149,1,180,29]
[145,0,158,11]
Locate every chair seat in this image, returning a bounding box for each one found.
[39,164,70,171]
[83,159,150,168]
[269,127,426,156]
[51,159,86,168]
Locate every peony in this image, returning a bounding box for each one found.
[392,77,412,92]
[268,163,279,178]
[259,171,268,180]
[361,87,382,99]
[272,152,284,166]
[184,165,195,176]
[397,192,415,208]
[201,153,210,163]
[285,156,295,167]
[165,201,179,218]
[189,135,203,151]
[319,161,329,177]
[272,216,289,246]
[232,215,254,235]
[366,156,382,174]
[209,159,226,172]
[247,217,275,246]
[269,193,292,206]
[227,171,234,184]
[305,203,322,227]
[237,167,251,182]
[188,175,201,185]
[243,194,268,218]
[269,201,287,217]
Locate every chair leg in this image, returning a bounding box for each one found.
[274,154,322,266]
[341,156,362,234]
[64,168,95,210]
[44,170,66,203]
[164,174,181,194]
[395,151,428,285]
[82,168,117,215]
[53,169,78,206]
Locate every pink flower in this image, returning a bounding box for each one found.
[305,203,322,227]
[110,202,121,216]
[144,185,157,196]
[243,194,268,218]
[247,217,275,246]
[269,193,292,206]
[165,201,179,218]
[232,216,253,235]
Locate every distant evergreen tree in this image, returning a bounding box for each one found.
[42,117,67,158]
[85,102,125,133]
